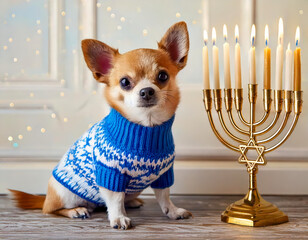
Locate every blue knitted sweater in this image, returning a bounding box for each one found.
[52,109,175,205]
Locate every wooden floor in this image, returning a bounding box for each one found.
[1,195,308,239]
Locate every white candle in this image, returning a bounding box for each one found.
[203,30,210,89]
[275,18,284,90]
[212,27,220,89]
[264,25,271,89]
[234,25,242,89]
[285,43,292,91]
[223,24,231,89]
[249,25,256,84]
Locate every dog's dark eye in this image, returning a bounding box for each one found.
[157,71,169,83]
[120,78,131,90]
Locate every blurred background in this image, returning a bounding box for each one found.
[0,0,307,194]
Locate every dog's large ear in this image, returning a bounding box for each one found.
[81,39,119,84]
[158,21,189,70]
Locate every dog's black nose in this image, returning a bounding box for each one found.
[140,87,155,100]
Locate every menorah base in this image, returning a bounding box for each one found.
[221,189,288,227]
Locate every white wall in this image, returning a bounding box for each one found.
[0,0,307,194]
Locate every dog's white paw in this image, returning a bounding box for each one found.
[110,215,132,230]
[70,207,90,219]
[164,207,192,220]
[125,198,144,208]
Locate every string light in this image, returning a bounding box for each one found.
[117,25,122,30]
[35,50,40,55]
[9,102,14,107]
[13,143,19,148]
[96,2,101,7]
[26,37,31,42]
[27,126,32,131]
[61,11,66,16]
[107,7,112,12]
[60,92,65,97]
[65,26,69,30]
[120,17,125,22]
[13,58,18,63]
[143,29,148,36]
[9,38,13,42]
[41,128,46,133]
[3,46,8,50]
[110,13,115,18]
[36,20,40,25]
[51,113,56,119]
[11,14,15,18]
[18,135,23,140]
[60,79,65,85]
[175,12,181,18]
[8,136,13,141]
[37,29,42,34]
[63,117,68,123]
[30,92,34,97]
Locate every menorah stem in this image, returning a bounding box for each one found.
[249,168,257,190]
[248,84,257,139]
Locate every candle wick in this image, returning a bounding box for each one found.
[252,37,255,47]
[224,36,227,42]
[265,39,268,47]
[236,37,238,44]
[213,40,216,46]
[204,40,207,46]
[296,39,299,47]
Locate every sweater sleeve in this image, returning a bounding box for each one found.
[95,162,131,192]
[151,165,174,189]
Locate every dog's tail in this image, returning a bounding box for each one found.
[8,189,46,209]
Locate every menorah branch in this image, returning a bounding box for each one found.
[264,91,303,153]
[257,113,290,144]
[203,90,240,152]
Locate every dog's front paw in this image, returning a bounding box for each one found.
[110,216,132,230]
[165,207,192,220]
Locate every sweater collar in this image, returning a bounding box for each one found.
[102,109,175,155]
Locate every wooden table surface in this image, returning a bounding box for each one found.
[1,195,307,239]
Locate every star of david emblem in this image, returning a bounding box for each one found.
[238,139,266,170]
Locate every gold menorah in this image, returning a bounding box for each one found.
[203,85,303,226]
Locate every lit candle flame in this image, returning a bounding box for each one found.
[235,25,239,43]
[212,27,216,45]
[265,25,269,46]
[278,18,283,45]
[223,24,227,41]
[203,30,208,45]
[251,24,256,46]
[295,26,300,47]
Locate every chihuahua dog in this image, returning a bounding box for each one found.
[10,21,191,230]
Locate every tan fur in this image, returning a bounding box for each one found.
[42,178,63,214]
[9,22,191,228]
[9,189,46,209]
[104,48,181,119]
